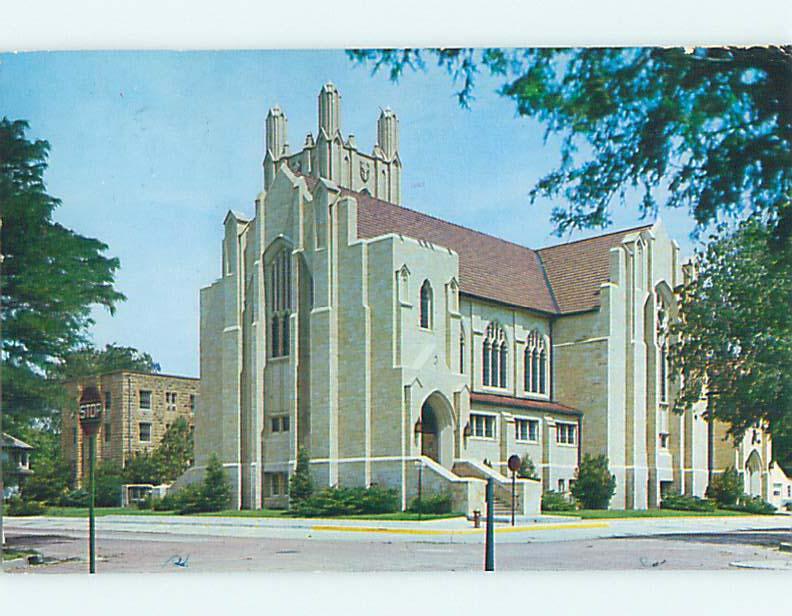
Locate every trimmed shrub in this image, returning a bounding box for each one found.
[408,492,453,514]
[660,493,717,512]
[6,497,47,516]
[289,486,400,517]
[541,490,576,512]
[706,467,742,506]
[201,454,232,512]
[57,489,91,508]
[727,495,776,515]
[571,454,617,509]
[289,448,314,505]
[151,454,232,514]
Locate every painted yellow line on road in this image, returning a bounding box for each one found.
[310,521,609,536]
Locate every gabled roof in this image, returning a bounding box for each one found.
[297,171,652,316]
[349,188,559,314]
[538,225,653,314]
[2,433,34,450]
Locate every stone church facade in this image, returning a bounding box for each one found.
[184,83,772,513]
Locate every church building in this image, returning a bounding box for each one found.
[184,83,772,514]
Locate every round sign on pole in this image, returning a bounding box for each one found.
[507,454,521,473]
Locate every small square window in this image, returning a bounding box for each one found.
[139,422,152,442]
[271,417,280,433]
[281,416,290,432]
[165,392,177,411]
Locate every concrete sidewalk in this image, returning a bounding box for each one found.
[4,513,790,544]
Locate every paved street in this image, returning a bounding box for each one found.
[3,514,791,572]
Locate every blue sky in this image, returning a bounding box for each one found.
[0,50,702,377]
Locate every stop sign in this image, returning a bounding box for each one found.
[78,385,103,436]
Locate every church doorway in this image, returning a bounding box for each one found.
[745,449,762,497]
[420,401,440,463]
[419,392,454,468]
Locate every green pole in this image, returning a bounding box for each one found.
[485,477,494,571]
[88,432,96,574]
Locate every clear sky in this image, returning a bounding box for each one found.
[0,50,702,377]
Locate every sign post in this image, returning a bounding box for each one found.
[507,454,521,527]
[78,385,103,574]
[484,477,494,571]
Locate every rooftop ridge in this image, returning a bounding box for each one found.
[538,223,654,253]
[338,186,541,257]
[296,170,541,257]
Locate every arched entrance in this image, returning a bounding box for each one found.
[745,449,762,497]
[419,393,454,468]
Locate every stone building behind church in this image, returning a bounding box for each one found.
[183,83,776,513]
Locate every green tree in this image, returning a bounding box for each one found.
[153,418,193,483]
[123,450,161,485]
[570,454,617,509]
[288,448,314,505]
[1,118,124,431]
[56,343,161,380]
[348,47,791,245]
[669,217,791,452]
[706,467,743,507]
[201,453,231,512]
[94,461,125,507]
[16,425,72,503]
[517,454,539,480]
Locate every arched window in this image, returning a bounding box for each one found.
[268,247,292,358]
[420,280,433,329]
[656,293,669,403]
[483,322,507,388]
[524,330,548,395]
[499,344,507,388]
[459,330,466,374]
[482,341,490,385]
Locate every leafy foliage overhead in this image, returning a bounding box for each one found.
[670,217,791,446]
[348,47,791,244]
[56,343,161,381]
[1,118,124,427]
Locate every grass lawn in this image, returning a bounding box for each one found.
[37,506,463,521]
[43,506,172,517]
[2,548,38,561]
[550,508,752,519]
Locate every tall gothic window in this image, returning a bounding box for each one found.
[420,280,433,329]
[524,330,548,395]
[459,330,466,374]
[268,248,292,358]
[482,322,507,388]
[657,293,669,403]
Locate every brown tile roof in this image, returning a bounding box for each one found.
[345,188,558,314]
[537,225,652,314]
[298,172,650,316]
[470,392,582,416]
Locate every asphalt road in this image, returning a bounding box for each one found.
[4,514,791,572]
